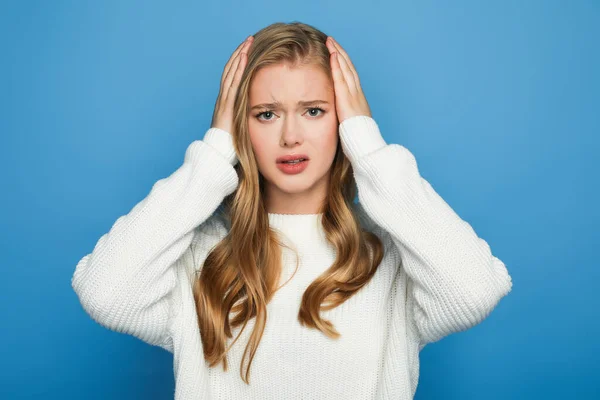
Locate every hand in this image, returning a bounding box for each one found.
[325,36,372,124]
[211,36,254,134]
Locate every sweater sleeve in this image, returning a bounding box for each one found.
[339,115,513,345]
[71,127,239,351]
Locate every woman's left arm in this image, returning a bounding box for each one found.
[339,115,513,345]
[326,36,512,346]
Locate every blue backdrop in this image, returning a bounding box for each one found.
[1,1,598,399]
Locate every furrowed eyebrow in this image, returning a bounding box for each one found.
[250,100,329,111]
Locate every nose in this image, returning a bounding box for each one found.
[280,117,304,147]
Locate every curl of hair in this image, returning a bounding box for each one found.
[192,21,384,385]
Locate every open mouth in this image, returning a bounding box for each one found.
[279,158,307,165]
[276,157,310,174]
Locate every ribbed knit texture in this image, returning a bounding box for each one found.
[71,116,513,399]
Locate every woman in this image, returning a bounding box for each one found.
[72,21,513,399]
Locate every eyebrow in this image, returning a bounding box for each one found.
[250,100,329,111]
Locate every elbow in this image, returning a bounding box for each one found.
[411,258,513,345]
[71,255,123,331]
[463,256,513,327]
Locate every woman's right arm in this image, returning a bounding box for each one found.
[72,34,254,351]
[71,127,238,350]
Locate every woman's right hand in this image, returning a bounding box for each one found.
[211,36,254,135]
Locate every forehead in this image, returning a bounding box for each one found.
[249,63,332,101]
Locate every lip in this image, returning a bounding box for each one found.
[276,154,310,163]
[276,159,309,175]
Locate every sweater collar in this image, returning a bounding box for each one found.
[267,212,327,248]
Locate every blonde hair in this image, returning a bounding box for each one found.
[192,21,384,384]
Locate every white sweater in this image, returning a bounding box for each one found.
[71,115,513,399]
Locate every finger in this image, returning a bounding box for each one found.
[222,37,252,86]
[221,52,243,103]
[334,51,357,94]
[221,40,246,86]
[330,52,350,99]
[328,37,361,90]
[220,54,240,105]
[221,38,249,82]
[326,37,354,90]
[329,51,346,86]
[225,51,247,105]
[329,38,360,92]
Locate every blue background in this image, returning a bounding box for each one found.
[1,1,598,399]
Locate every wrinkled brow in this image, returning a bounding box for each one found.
[250,100,329,111]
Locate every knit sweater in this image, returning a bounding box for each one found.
[71,115,513,399]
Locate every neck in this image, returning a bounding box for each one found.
[263,175,329,215]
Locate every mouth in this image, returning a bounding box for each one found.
[276,154,310,164]
[276,157,310,174]
[277,158,308,165]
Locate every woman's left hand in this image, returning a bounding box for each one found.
[325,36,372,124]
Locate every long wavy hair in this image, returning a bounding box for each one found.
[192,21,384,384]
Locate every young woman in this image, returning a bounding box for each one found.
[72,22,513,399]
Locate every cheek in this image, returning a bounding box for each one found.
[304,131,338,173]
[320,127,339,159]
[249,132,274,172]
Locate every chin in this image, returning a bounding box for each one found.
[272,178,316,194]
[261,168,319,194]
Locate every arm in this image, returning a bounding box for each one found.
[71,127,238,350]
[339,115,513,345]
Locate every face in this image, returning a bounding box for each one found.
[247,62,338,211]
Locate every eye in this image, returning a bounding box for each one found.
[253,107,326,122]
[255,110,276,121]
[306,107,325,118]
